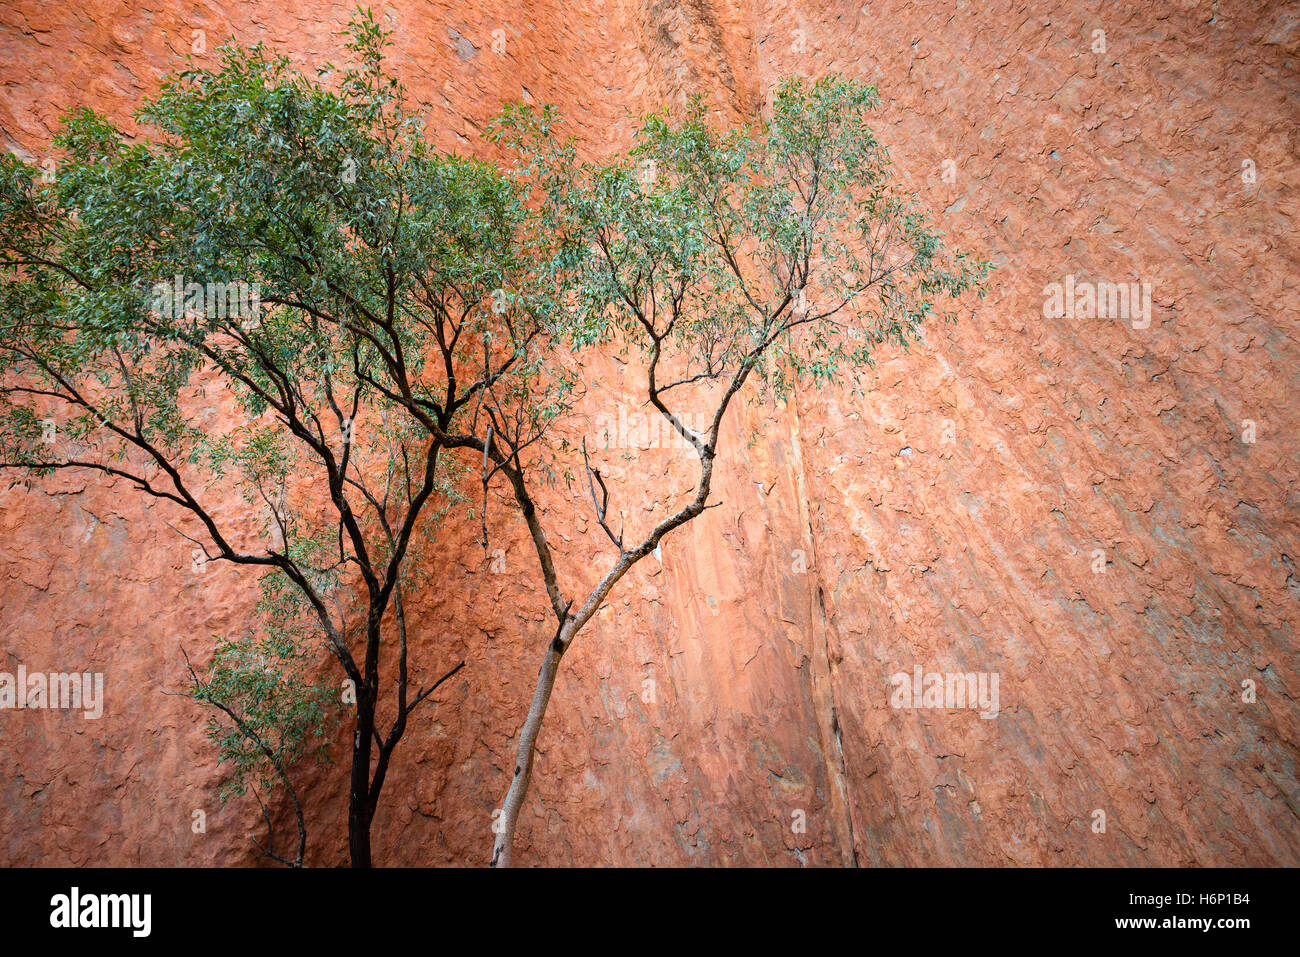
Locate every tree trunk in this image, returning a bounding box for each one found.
[348,802,371,867]
[487,447,715,867]
[349,700,375,867]
[491,624,569,867]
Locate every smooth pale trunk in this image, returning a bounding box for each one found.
[491,625,570,868]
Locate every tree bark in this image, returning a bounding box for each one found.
[348,695,375,868]
[491,621,570,867]
[489,449,720,865]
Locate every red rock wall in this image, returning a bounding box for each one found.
[1,0,1296,866]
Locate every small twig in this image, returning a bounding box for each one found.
[248,783,295,867]
[404,660,467,717]
[480,424,493,550]
[581,437,624,553]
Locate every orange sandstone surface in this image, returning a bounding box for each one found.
[0,0,1296,866]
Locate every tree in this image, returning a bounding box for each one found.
[0,13,547,866]
[1,10,989,869]
[478,78,992,865]
[178,594,338,868]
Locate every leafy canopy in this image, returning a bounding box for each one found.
[491,76,991,410]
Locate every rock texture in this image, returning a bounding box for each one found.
[1,0,1297,866]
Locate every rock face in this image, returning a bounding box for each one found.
[1,0,1297,867]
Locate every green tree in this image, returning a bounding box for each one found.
[179,576,338,867]
[478,78,992,865]
[0,13,557,866]
[1,8,989,869]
